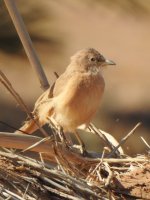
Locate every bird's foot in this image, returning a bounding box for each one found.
[73,144,88,156]
[81,146,88,156]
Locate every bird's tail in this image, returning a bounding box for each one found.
[15,116,44,135]
[16,99,54,135]
[19,119,39,134]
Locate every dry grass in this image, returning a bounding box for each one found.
[0,69,150,199]
[0,149,149,200]
[0,2,150,198]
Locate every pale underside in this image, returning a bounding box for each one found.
[35,68,105,132]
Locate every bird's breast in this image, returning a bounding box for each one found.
[53,72,105,131]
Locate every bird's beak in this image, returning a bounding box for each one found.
[104,59,116,66]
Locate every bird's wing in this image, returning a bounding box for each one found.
[33,89,51,113]
[53,71,74,97]
[32,71,72,114]
[54,71,87,108]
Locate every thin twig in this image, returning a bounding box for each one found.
[0,71,30,114]
[43,185,84,200]
[2,189,25,200]
[103,162,113,187]
[0,70,48,137]
[88,123,122,157]
[39,152,45,168]
[23,183,30,199]
[55,156,67,174]
[86,147,106,181]
[39,176,71,194]
[108,122,141,158]
[22,136,52,153]
[141,136,150,149]
[54,72,59,79]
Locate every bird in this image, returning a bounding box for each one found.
[17,48,115,152]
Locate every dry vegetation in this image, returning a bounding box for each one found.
[0,150,149,200]
[0,69,150,200]
[0,1,150,199]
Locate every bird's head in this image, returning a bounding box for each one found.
[69,48,116,73]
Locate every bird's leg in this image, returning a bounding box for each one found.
[47,117,72,148]
[58,126,67,144]
[74,131,87,155]
[58,127,74,150]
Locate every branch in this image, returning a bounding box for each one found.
[108,122,141,157]
[3,0,49,91]
[0,70,48,137]
[0,132,148,165]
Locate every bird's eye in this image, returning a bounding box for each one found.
[90,57,95,61]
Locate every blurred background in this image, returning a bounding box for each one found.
[0,0,150,155]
